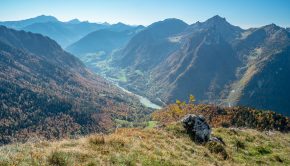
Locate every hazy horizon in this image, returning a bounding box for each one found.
[1,0,289,28]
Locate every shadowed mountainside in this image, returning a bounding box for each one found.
[101,15,290,116]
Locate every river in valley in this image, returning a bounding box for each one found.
[104,76,162,109]
[114,83,162,109]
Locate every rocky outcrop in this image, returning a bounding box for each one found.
[181,114,211,143]
[181,114,229,159]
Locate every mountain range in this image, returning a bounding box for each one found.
[0,26,150,144]
[0,13,289,166]
[4,15,288,116]
[0,15,139,48]
[66,25,144,57]
[0,15,58,29]
[92,15,290,116]
[0,15,289,146]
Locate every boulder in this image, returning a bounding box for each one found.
[181,114,211,143]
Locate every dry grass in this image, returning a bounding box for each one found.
[0,125,289,166]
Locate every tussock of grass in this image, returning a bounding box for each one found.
[0,125,289,166]
[47,151,70,166]
[89,134,105,145]
[206,141,229,160]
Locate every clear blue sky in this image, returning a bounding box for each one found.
[0,0,289,28]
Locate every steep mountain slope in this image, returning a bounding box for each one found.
[0,26,150,145]
[117,18,189,70]
[111,16,242,104]
[66,26,144,56]
[149,16,242,104]
[237,47,290,113]
[227,24,290,115]
[105,16,290,115]
[0,15,58,29]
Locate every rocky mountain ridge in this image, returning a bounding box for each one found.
[102,15,290,116]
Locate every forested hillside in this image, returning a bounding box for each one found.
[0,26,151,145]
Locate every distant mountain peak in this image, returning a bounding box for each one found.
[261,23,289,35]
[148,18,188,29]
[185,15,243,42]
[31,15,58,22]
[260,23,290,40]
[187,15,236,32]
[0,15,59,30]
[102,22,111,26]
[67,19,81,24]
[210,15,226,20]
[162,18,188,25]
[205,15,229,26]
[114,22,127,26]
[163,18,184,21]
[262,23,281,30]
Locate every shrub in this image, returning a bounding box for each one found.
[189,95,196,105]
[235,139,245,151]
[47,151,69,166]
[0,160,10,166]
[245,135,255,142]
[206,141,229,160]
[221,122,230,128]
[165,123,186,137]
[256,146,272,155]
[107,136,126,147]
[86,161,99,166]
[273,155,283,163]
[89,135,105,145]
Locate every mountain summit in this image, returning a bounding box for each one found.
[0,15,58,29]
[206,15,227,24]
[67,18,81,24]
[186,15,243,42]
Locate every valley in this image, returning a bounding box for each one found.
[2,15,289,116]
[71,16,290,116]
[73,50,162,109]
[111,80,162,110]
[0,5,290,165]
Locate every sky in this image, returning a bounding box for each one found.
[0,0,289,28]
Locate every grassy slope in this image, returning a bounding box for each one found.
[0,124,290,166]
